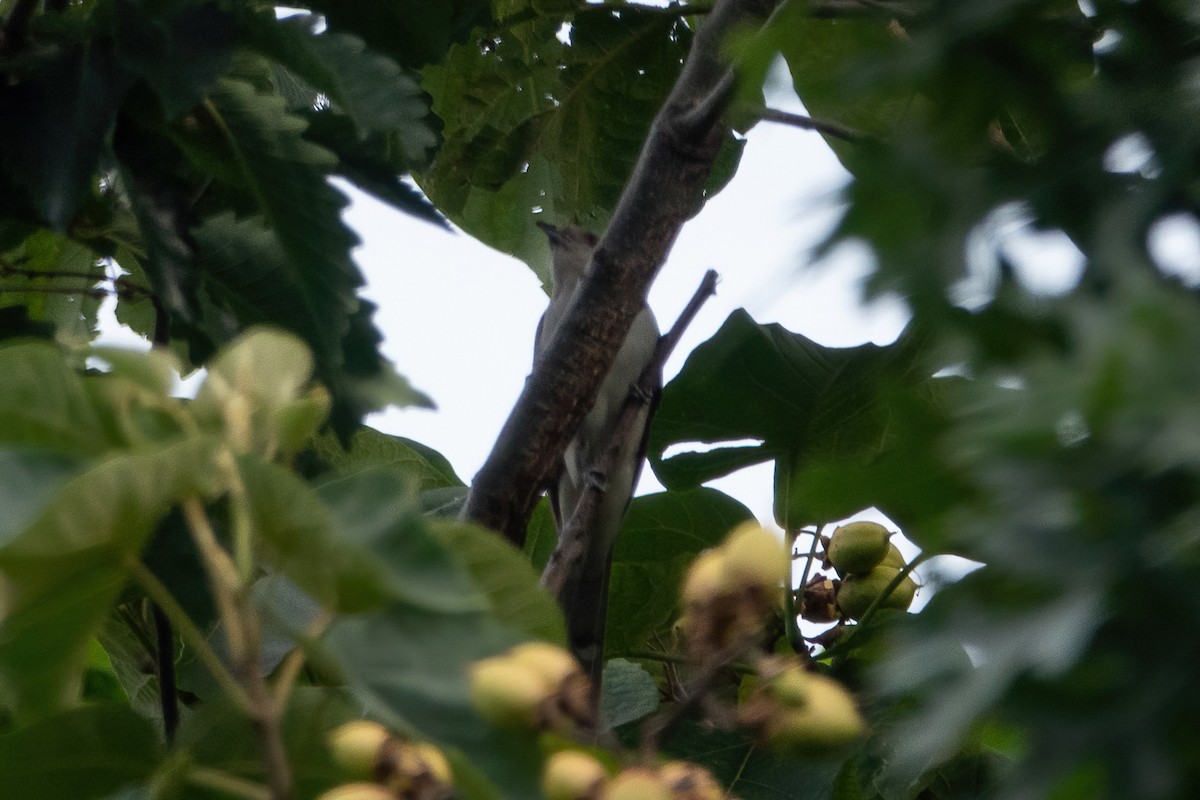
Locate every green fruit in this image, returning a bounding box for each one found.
[468,656,549,728]
[606,769,674,800]
[827,521,891,575]
[315,783,395,800]
[767,674,864,755]
[508,642,580,689]
[659,760,724,800]
[541,750,607,800]
[837,566,917,620]
[767,667,809,708]
[327,720,390,778]
[721,522,790,591]
[881,542,907,569]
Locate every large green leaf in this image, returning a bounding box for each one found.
[313,426,464,490]
[605,488,754,658]
[0,436,219,720]
[0,449,84,548]
[0,705,160,799]
[646,310,936,529]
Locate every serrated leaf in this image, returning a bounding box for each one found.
[0,705,160,799]
[606,488,754,658]
[241,12,436,160]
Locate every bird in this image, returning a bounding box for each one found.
[535,221,660,683]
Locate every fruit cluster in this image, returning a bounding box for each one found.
[736,658,864,755]
[542,750,727,800]
[468,641,594,734]
[821,521,917,621]
[319,720,454,800]
[679,522,790,658]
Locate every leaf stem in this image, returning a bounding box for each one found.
[188,767,271,800]
[124,557,252,712]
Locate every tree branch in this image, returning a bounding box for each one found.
[462,0,780,544]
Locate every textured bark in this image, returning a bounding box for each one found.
[462,0,780,545]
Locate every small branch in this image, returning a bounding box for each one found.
[541,270,719,595]
[152,604,180,743]
[639,635,755,760]
[753,106,864,143]
[124,558,252,712]
[271,610,333,710]
[182,497,249,658]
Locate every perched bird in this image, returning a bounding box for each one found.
[535,221,660,681]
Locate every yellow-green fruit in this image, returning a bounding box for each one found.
[541,750,607,800]
[659,760,724,800]
[508,642,580,689]
[315,783,396,800]
[606,768,674,800]
[827,521,890,576]
[468,656,549,728]
[327,720,390,778]
[767,666,809,709]
[413,742,453,785]
[682,550,727,607]
[836,567,917,620]
[881,543,906,569]
[720,522,789,592]
[767,674,864,755]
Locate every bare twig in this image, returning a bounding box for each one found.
[754,106,864,143]
[541,269,719,595]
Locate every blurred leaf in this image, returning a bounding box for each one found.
[313,426,464,490]
[0,41,132,230]
[431,519,566,644]
[0,705,160,799]
[0,230,105,348]
[0,449,84,547]
[0,436,219,719]
[606,488,754,658]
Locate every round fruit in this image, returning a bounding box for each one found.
[836,567,917,620]
[767,674,864,755]
[720,522,789,592]
[767,666,808,709]
[468,656,549,727]
[315,783,395,800]
[508,642,580,689]
[327,720,390,778]
[541,750,607,800]
[606,768,674,800]
[881,543,907,569]
[413,742,453,785]
[827,521,890,575]
[681,549,726,607]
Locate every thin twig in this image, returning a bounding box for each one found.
[754,107,864,143]
[271,610,333,710]
[124,558,252,712]
[541,270,720,595]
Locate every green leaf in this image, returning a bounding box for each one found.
[0,341,108,456]
[313,426,464,490]
[0,437,219,719]
[314,467,488,614]
[109,0,237,118]
[240,12,436,159]
[0,705,160,799]
[0,449,84,547]
[305,0,494,70]
[0,230,105,348]
[646,310,935,529]
[431,519,567,644]
[606,488,754,658]
[327,602,543,800]
[0,42,132,230]
[601,658,659,729]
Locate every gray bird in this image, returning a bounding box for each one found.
[535,221,660,682]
